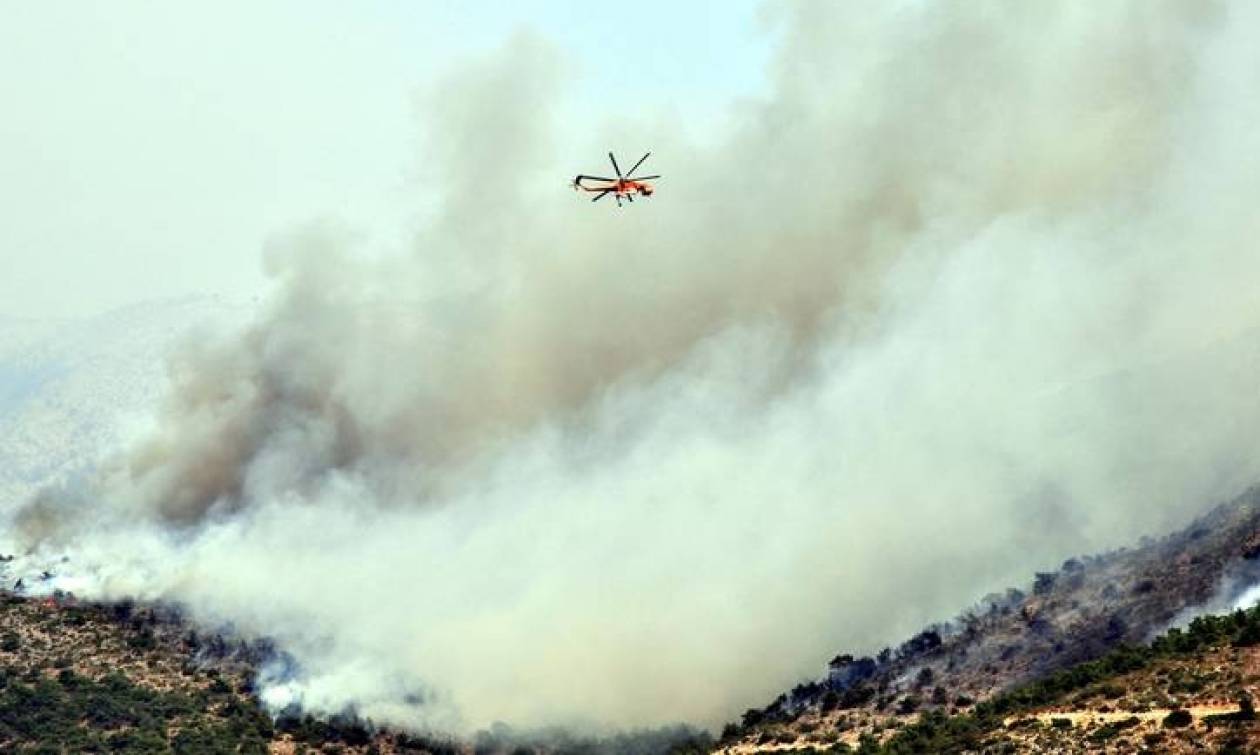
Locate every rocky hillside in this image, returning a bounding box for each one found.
[0,590,712,754]
[4,485,1260,753]
[721,485,1260,752]
[0,592,476,753]
[723,603,1260,753]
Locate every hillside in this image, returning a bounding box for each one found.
[8,486,1260,755]
[721,486,1260,752]
[0,590,712,754]
[838,602,1260,753]
[5,489,1260,753]
[0,592,471,753]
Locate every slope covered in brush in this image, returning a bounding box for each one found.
[722,486,1260,751]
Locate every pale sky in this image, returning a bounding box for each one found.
[0,2,772,318]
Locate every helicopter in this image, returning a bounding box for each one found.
[572,152,660,207]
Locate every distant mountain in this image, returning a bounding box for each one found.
[0,297,251,514]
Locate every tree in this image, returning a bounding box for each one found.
[1236,693,1255,721]
[1162,709,1192,728]
[1033,572,1057,595]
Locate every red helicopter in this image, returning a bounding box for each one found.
[572,152,660,207]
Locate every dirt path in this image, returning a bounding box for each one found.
[720,700,1249,753]
[1007,702,1241,728]
[716,723,872,754]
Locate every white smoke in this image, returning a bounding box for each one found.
[11,1,1260,735]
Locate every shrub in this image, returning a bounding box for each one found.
[895,697,919,715]
[1088,716,1139,743]
[1233,621,1260,647]
[1238,693,1256,720]
[127,627,157,650]
[1162,709,1193,728]
[1033,572,1057,595]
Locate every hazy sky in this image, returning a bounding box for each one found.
[0,2,771,318]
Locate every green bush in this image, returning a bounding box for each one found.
[1162,709,1193,728]
[0,656,284,752]
[1088,716,1138,743]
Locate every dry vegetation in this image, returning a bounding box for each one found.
[721,487,1260,753]
[7,491,1260,753]
[720,608,1260,753]
[0,592,470,754]
[0,590,711,754]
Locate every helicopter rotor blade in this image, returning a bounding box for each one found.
[608,152,623,178]
[630,175,660,181]
[592,189,612,203]
[623,152,651,178]
[576,175,618,183]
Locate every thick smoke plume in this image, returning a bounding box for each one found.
[14,1,1260,734]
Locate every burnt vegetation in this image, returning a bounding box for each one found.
[860,605,1260,753]
[722,604,1260,753]
[723,485,1260,752]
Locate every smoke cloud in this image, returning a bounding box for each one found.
[14,1,1260,735]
